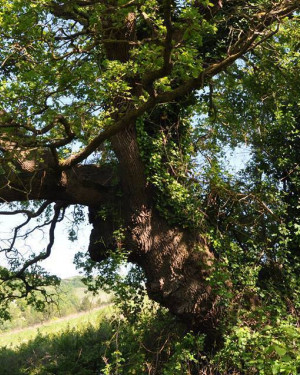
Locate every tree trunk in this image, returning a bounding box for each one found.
[86,125,222,344]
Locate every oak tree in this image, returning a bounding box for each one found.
[0,0,299,347]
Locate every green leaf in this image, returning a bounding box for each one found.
[273,345,287,357]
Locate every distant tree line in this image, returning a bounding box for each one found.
[0,277,111,331]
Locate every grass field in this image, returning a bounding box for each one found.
[0,305,117,375]
[0,305,113,349]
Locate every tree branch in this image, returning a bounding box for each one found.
[0,200,53,256]
[59,0,299,169]
[12,202,66,279]
[48,1,89,27]
[142,0,174,89]
[0,160,117,206]
[0,110,75,149]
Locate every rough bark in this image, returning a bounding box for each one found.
[0,155,116,206]
[95,126,220,338]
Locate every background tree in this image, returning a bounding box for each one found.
[0,0,299,350]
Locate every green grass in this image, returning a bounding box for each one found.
[0,305,113,349]
[0,306,211,375]
[0,306,116,375]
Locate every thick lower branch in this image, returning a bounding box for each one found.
[0,162,117,207]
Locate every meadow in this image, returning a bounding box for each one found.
[0,306,115,375]
[0,306,112,349]
[0,301,199,375]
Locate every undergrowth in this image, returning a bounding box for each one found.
[0,305,299,375]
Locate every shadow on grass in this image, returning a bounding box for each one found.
[0,309,205,375]
[0,320,113,375]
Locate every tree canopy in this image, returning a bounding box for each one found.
[0,0,299,362]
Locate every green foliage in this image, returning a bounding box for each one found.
[215,321,300,375]
[0,306,113,349]
[136,107,206,228]
[0,267,60,321]
[0,316,113,375]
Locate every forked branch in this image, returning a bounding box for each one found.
[11,201,67,279]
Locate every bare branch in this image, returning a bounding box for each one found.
[0,200,52,218]
[0,201,53,256]
[12,202,67,279]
